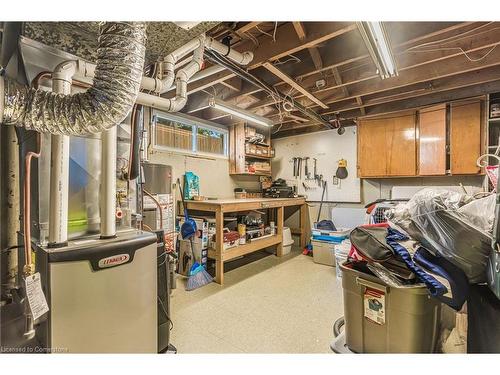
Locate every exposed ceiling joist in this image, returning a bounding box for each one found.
[356,96,366,115]
[236,22,261,35]
[276,78,500,138]
[260,28,500,114]
[186,22,356,94]
[262,62,329,109]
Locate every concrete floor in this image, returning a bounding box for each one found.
[170,247,344,353]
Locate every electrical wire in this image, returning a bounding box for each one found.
[204,49,333,129]
[157,296,174,331]
[273,54,302,66]
[256,22,278,42]
[405,22,494,51]
[406,44,498,62]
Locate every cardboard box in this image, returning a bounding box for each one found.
[312,239,336,267]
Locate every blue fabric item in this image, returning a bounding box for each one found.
[386,228,448,297]
[414,247,469,311]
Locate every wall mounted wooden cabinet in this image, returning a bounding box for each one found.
[357,112,416,177]
[450,101,482,175]
[357,99,484,178]
[418,104,447,175]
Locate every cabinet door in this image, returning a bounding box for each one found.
[385,113,417,176]
[450,101,481,174]
[418,104,447,175]
[358,114,416,177]
[357,119,388,177]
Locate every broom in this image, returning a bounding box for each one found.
[177,179,213,291]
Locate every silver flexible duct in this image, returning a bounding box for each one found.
[1,22,147,135]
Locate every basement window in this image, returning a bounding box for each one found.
[152,110,228,158]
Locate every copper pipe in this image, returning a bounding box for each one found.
[143,189,163,230]
[22,135,40,275]
[20,71,90,270]
[128,104,137,179]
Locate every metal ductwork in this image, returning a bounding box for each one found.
[0,22,147,136]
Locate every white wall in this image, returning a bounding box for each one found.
[148,150,260,199]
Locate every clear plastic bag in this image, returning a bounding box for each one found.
[388,188,491,284]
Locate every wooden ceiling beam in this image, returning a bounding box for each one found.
[262,62,329,109]
[186,22,357,94]
[259,28,500,112]
[304,24,500,99]
[231,23,495,114]
[237,22,261,35]
[269,22,492,98]
[356,96,366,116]
[325,66,500,115]
[274,79,500,136]
[219,76,243,92]
[266,65,500,121]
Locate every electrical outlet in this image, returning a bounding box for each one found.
[332,176,339,185]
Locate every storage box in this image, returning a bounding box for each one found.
[340,261,441,353]
[312,239,336,266]
[311,227,349,243]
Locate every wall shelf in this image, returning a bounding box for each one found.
[230,123,273,177]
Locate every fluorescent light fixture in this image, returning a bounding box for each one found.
[357,22,398,79]
[209,98,274,127]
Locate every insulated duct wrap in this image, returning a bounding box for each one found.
[2,22,147,135]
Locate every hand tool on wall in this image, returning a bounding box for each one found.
[313,158,318,181]
[304,157,310,179]
[298,158,302,179]
[336,158,348,179]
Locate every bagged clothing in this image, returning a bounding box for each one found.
[457,193,495,233]
[388,188,491,284]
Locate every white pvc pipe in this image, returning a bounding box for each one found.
[100,126,117,238]
[48,61,75,246]
[75,34,253,96]
[205,37,254,65]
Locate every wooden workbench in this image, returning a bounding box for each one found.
[184,197,307,285]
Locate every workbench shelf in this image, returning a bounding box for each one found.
[184,197,307,285]
[245,153,273,160]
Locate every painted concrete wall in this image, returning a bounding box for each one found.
[148,150,260,199]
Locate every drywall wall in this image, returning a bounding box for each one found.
[148,151,260,198]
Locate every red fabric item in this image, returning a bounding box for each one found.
[348,244,367,261]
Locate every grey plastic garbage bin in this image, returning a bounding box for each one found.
[341,261,441,353]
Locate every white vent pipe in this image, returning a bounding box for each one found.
[77,35,253,97]
[1,22,147,136]
[100,126,117,238]
[48,61,75,246]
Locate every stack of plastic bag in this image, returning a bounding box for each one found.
[387,188,494,284]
